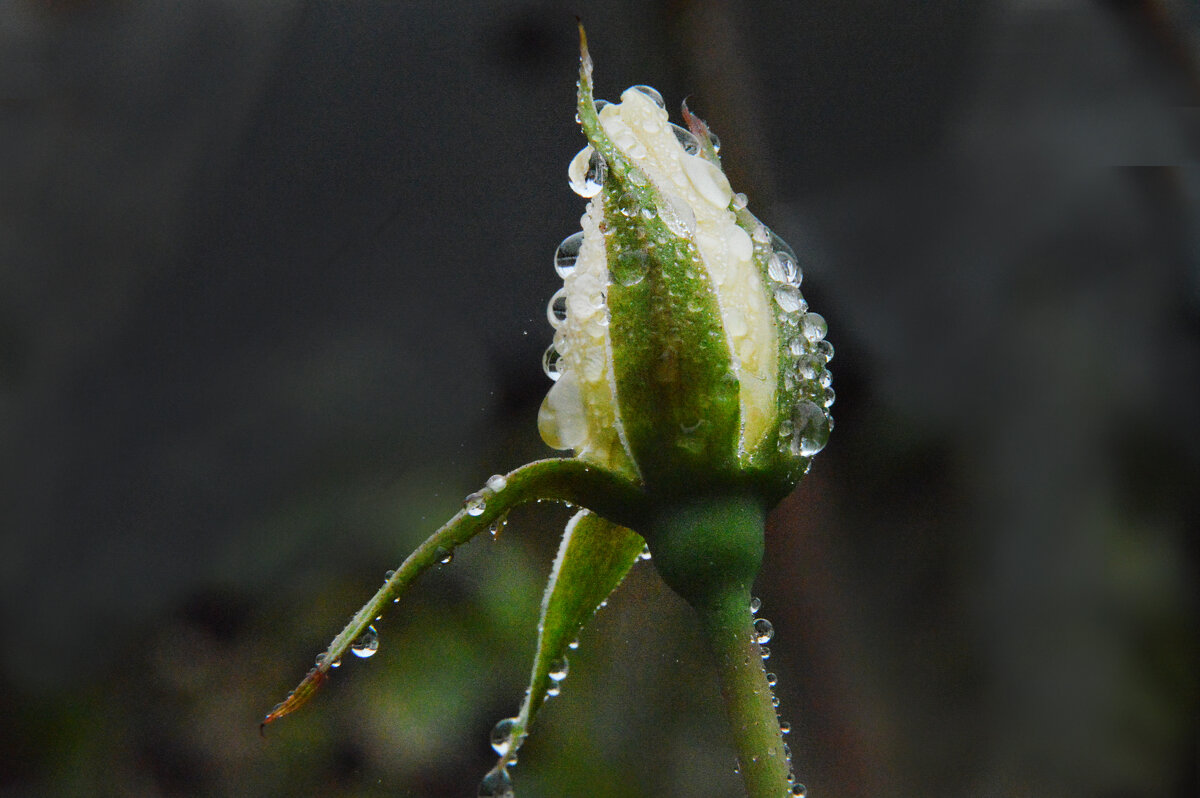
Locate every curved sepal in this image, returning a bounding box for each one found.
[486,510,644,775]
[263,458,647,728]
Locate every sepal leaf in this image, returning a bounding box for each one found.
[488,510,645,771]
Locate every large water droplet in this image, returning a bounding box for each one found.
[548,657,569,682]
[791,400,831,457]
[815,339,834,362]
[639,545,652,561]
[750,596,762,614]
[435,546,454,565]
[669,122,702,155]
[546,288,568,329]
[611,249,648,287]
[773,285,806,315]
[464,492,487,516]
[542,344,564,381]
[554,231,584,278]
[490,717,518,756]
[478,765,515,798]
[791,783,807,797]
[766,672,778,687]
[768,251,800,285]
[351,625,379,658]
[568,146,606,198]
[486,474,508,492]
[754,618,775,644]
[630,84,665,109]
[800,312,827,343]
[780,720,792,735]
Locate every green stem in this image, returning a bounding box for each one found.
[698,588,791,798]
[643,494,790,798]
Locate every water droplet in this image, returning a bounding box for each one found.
[546,288,569,329]
[330,657,342,668]
[796,355,822,381]
[791,783,807,797]
[568,637,580,650]
[554,231,584,278]
[732,192,748,210]
[568,146,606,198]
[542,344,564,381]
[707,131,721,152]
[773,285,806,314]
[464,491,487,516]
[384,569,396,580]
[639,545,652,561]
[478,765,515,798]
[490,717,518,756]
[771,694,781,707]
[791,400,831,457]
[750,596,762,614]
[612,249,648,287]
[670,123,702,155]
[766,672,778,687]
[315,653,328,668]
[548,657,569,682]
[594,98,610,114]
[780,721,791,735]
[486,474,508,492]
[754,618,775,644]
[351,625,379,658]
[822,386,836,408]
[815,339,834,362]
[488,514,508,539]
[800,312,827,343]
[630,84,665,109]
[435,546,454,565]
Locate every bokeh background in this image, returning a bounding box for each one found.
[2,1,1197,796]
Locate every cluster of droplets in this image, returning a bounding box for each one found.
[742,223,833,464]
[750,597,807,798]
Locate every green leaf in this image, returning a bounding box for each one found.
[493,509,645,765]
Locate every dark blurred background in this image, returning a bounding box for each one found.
[1,1,1197,796]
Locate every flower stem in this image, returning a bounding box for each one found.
[698,586,791,798]
[643,495,790,798]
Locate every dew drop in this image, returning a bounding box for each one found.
[761,646,770,660]
[796,355,822,381]
[548,657,569,682]
[568,146,606,198]
[612,249,648,287]
[384,569,396,580]
[773,285,806,314]
[791,783,807,797]
[732,192,748,210]
[554,231,584,278]
[800,312,827,343]
[593,98,610,114]
[822,386,836,408]
[330,657,342,668]
[435,546,454,564]
[639,545,652,561]
[766,672,778,687]
[477,765,515,798]
[464,491,487,516]
[542,344,564,381]
[546,682,561,697]
[568,637,580,650]
[669,122,702,155]
[788,337,806,358]
[754,618,775,644]
[772,694,781,707]
[708,131,721,152]
[486,474,508,492]
[546,288,568,329]
[791,400,831,457]
[750,596,762,614]
[351,625,379,658]
[490,717,518,756]
[630,84,665,109]
[815,339,834,362]
[488,514,508,539]
[780,720,792,735]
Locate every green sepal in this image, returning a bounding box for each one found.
[262,457,647,728]
[576,32,741,494]
[490,510,645,769]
